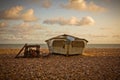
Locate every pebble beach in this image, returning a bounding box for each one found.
[0,48,120,80]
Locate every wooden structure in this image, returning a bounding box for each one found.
[15,44,40,58]
[45,34,88,56]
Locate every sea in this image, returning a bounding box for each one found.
[0,44,120,49]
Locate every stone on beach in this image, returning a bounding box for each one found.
[0,48,120,80]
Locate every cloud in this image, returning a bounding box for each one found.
[62,0,106,12]
[0,6,23,20]
[21,9,38,22]
[103,0,111,2]
[13,22,41,34]
[0,21,8,27]
[12,22,50,36]
[80,16,95,25]
[43,16,95,26]
[42,0,51,8]
[112,35,120,38]
[0,6,38,22]
[0,22,50,43]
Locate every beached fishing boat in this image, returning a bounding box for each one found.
[45,34,88,56]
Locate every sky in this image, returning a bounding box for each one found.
[0,0,120,44]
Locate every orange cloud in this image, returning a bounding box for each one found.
[13,22,48,35]
[62,0,106,12]
[0,6,23,20]
[0,21,8,27]
[21,9,38,22]
[0,6,38,22]
[79,16,95,25]
[43,16,95,26]
[0,22,50,42]
[42,0,51,8]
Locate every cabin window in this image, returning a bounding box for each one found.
[52,40,65,48]
[71,41,85,48]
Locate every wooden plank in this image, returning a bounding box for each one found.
[15,44,27,58]
[26,45,40,47]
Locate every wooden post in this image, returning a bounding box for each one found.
[66,40,70,56]
[66,44,69,56]
[15,44,27,58]
[47,41,52,55]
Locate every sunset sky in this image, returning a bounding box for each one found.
[0,0,120,44]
